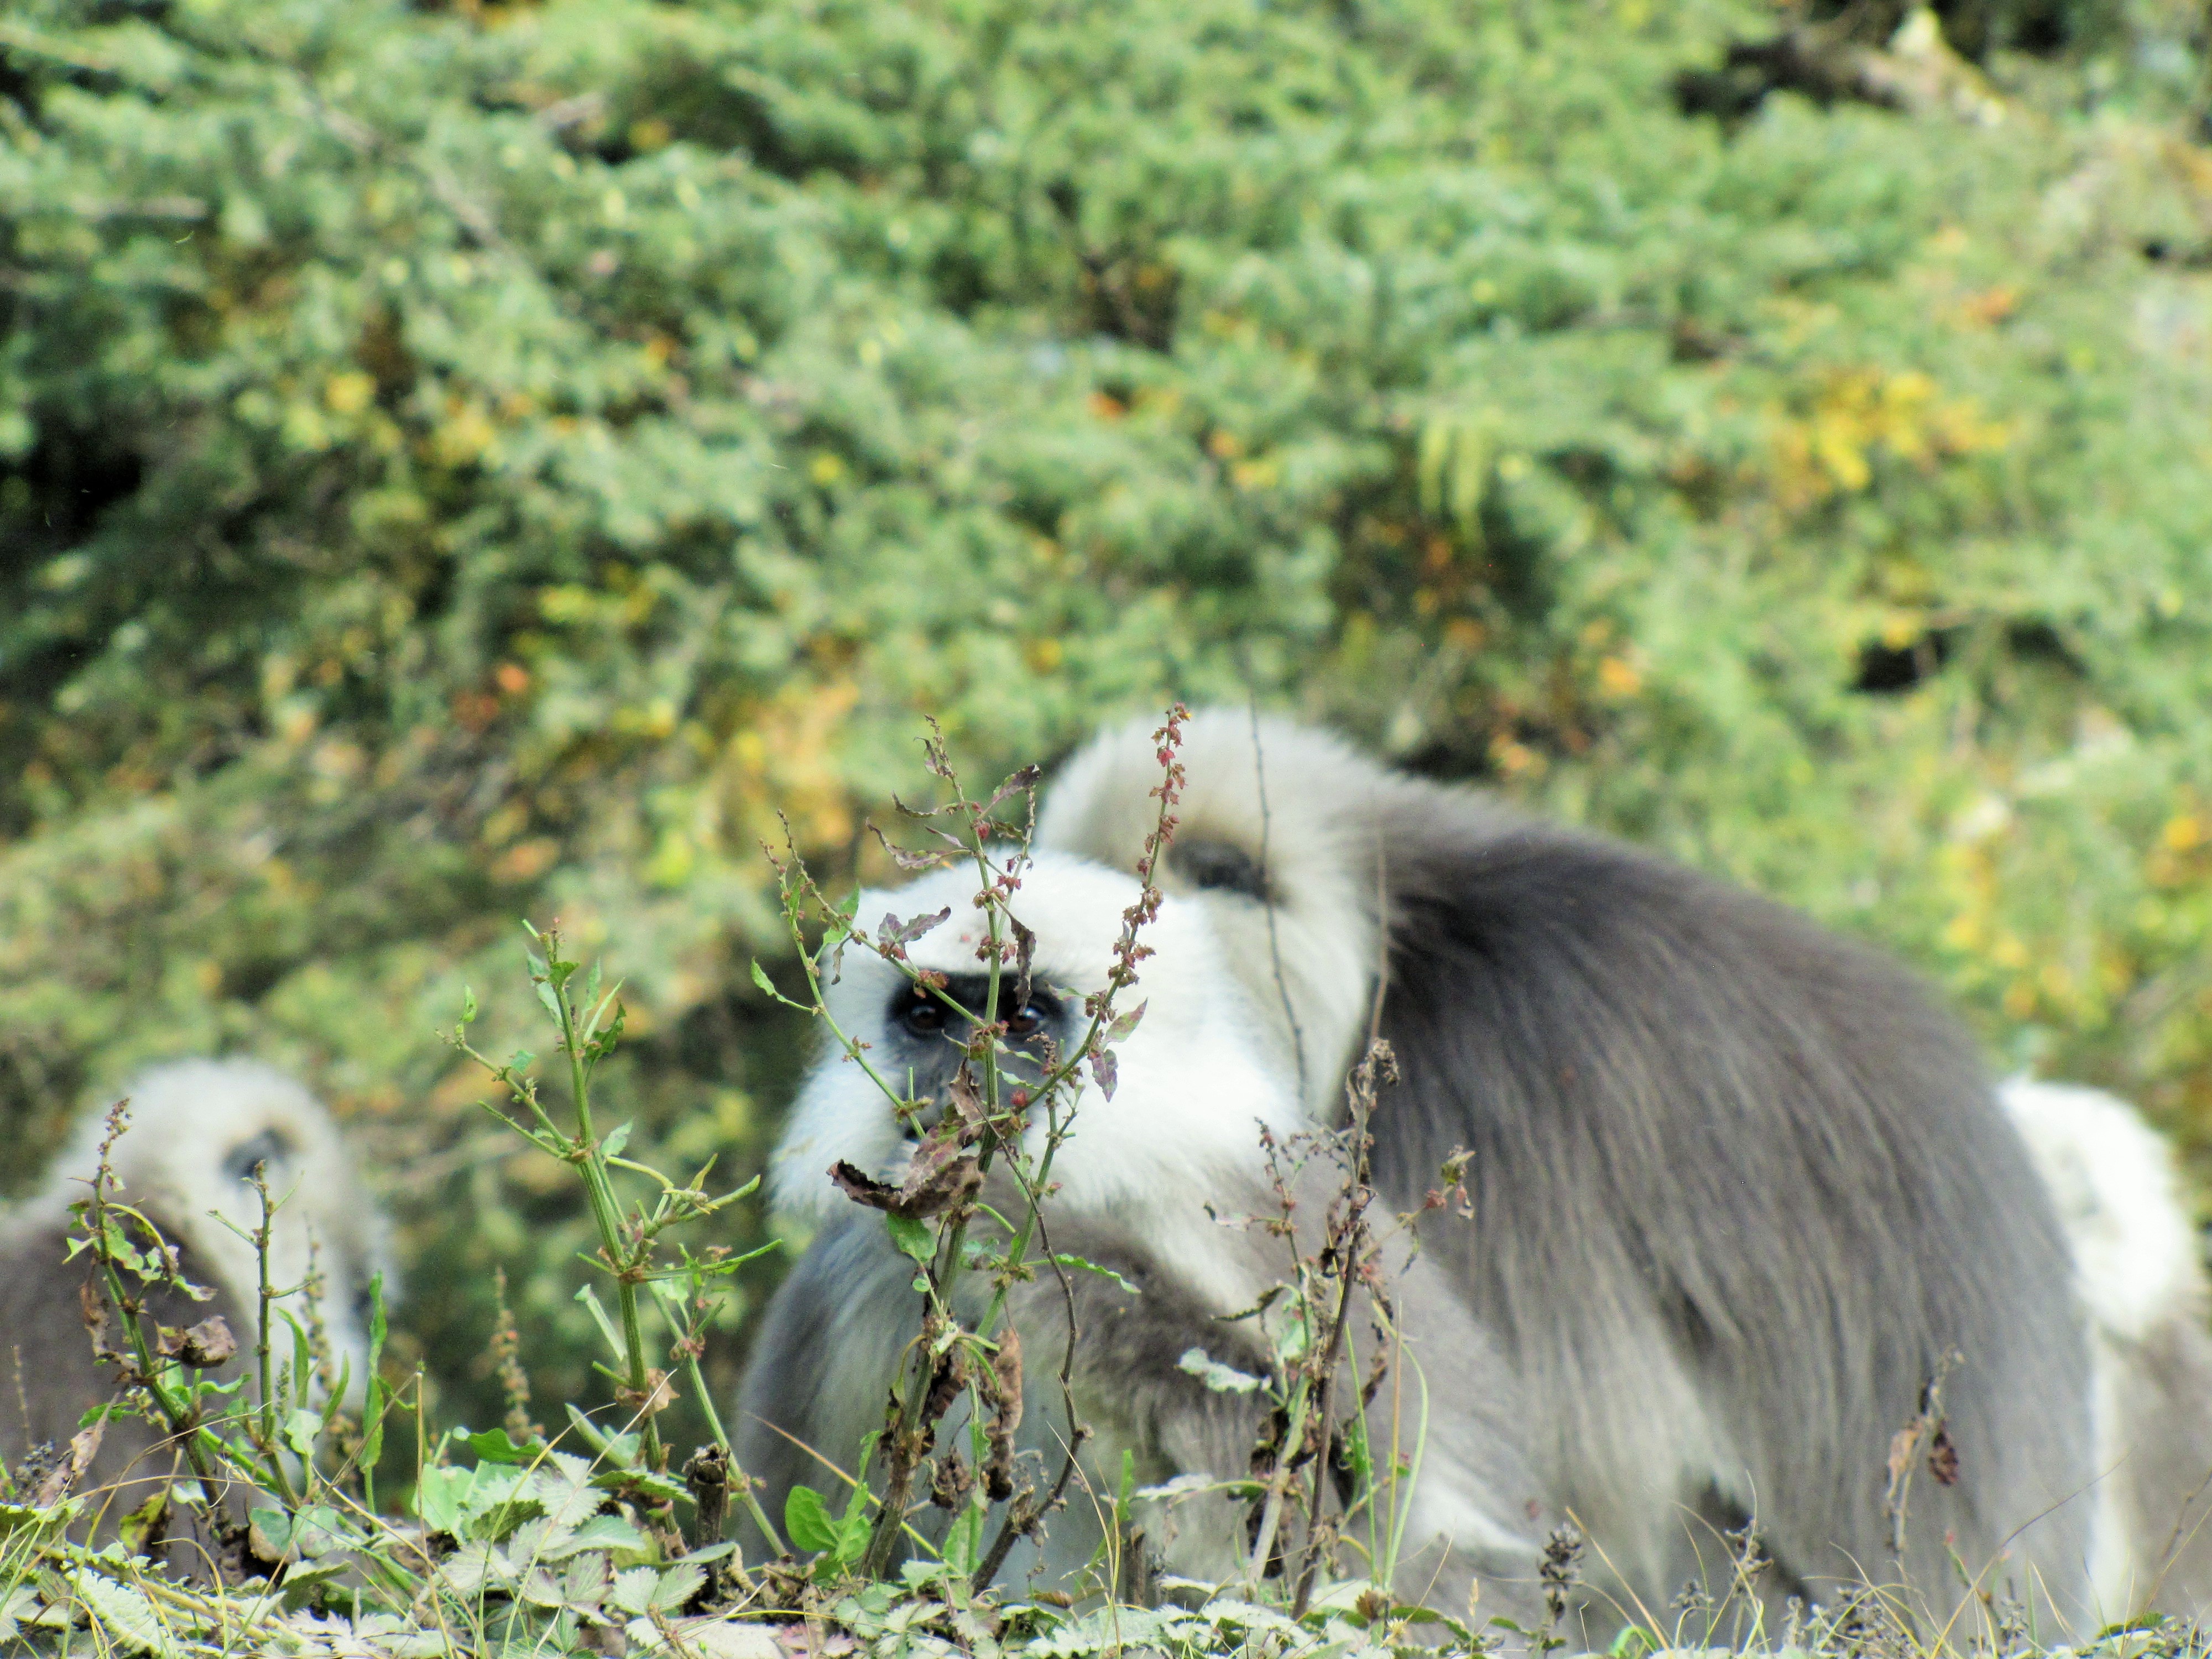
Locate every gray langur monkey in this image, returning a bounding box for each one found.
[738,854,1552,1616]
[1999,1077,2212,1621]
[1031,710,2101,1633]
[0,1058,393,1528]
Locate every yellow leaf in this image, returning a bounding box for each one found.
[1597,656,1642,698]
[324,371,376,414]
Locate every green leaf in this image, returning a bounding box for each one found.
[68,1572,169,1653]
[1341,1412,1373,1492]
[283,1407,324,1457]
[458,1425,537,1464]
[0,1500,74,1537]
[942,1497,984,1575]
[885,1212,936,1262]
[1053,1253,1140,1296]
[832,1431,877,1569]
[594,1467,688,1503]
[749,960,778,997]
[574,1284,625,1361]
[1176,1348,1262,1394]
[250,1504,296,1559]
[361,1271,388,1476]
[610,1566,659,1616]
[563,1402,614,1461]
[282,1308,312,1402]
[278,1559,354,1614]
[411,1468,468,1536]
[784,1485,839,1555]
[650,1561,705,1610]
[548,1513,652,1559]
[600,1120,632,1160]
[118,1489,168,1559]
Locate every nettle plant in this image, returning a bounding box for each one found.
[431,925,790,1567]
[42,1104,389,1571]
[749,714,1185,1597]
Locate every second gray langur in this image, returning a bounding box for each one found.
[1034,710,2101,1630]
[1999,1077,2212,1620]
[0,1058,394,1527]
[739,854,1552,1615]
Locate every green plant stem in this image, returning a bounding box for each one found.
[664,1300,787,1555]
[248,1168,304,1506]
[555,980,664,1474]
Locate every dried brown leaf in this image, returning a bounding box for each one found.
[178,1316,237,1368]
[615,1368,679,1418]
[34,1417,106,1506]
[79,1279,117,1361]
[1886,1424,1918,1484]
[827,1128,981,1220]
[1927,1425,1960,1485]
[982,1326,1024,1503]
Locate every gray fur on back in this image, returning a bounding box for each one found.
[1037,710,2098,1630]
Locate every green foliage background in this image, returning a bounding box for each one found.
[3,0,2211,1451]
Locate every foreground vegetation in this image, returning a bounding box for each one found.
[8,729,2206,1659]
[4,0,2212,1582]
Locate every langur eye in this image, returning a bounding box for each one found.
[895,988,948,1038]
[1004,988,1061,1040]
[223,1128,296,1186]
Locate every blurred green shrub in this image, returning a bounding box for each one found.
[3,0,2211,1437]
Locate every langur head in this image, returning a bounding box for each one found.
[766,849,1304,1227]
[1039,708,1407,1114]
[50,1058,394,1392]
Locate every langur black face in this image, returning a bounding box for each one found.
[877,972,1077,1128]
